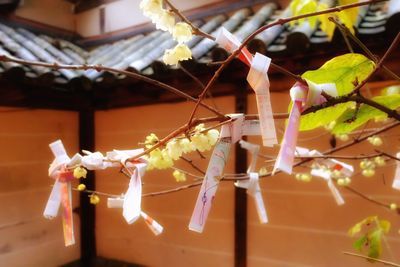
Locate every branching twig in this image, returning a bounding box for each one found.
[330,17,400,81]
[0,54,225,118]
[186,0,388,125]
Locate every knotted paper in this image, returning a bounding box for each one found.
[274,81,337,174]
[235,140,268,223]
[44,140,75,246]
[247,53,277,147]
[215,27,252,66]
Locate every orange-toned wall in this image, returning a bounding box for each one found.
[0,108,80,267]
[94,93,400,267]
[15,0,75,31]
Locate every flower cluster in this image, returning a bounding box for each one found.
[145,124,219,170]
[139,0,194,65]
[359,156,385,178]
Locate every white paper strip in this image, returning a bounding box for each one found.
[393,152,400,190]
[248,172,268,223]
[123,163,146,224]
[43,180,62,219]
[311,168,345,205]
[141,211,164,236]
[242,120,262,136]
[247,53,277,147]
[44,140,71,219]
[220,114,244,143]
[189,138,231,233]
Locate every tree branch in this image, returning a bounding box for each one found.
[343,252,400,267]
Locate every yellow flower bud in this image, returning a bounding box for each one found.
[77,184,86,191]
[89,194,100,205]
[73,167,87,179]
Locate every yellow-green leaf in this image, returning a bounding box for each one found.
[332,94,400,134]
[299,103,353,131]
[302,53,375,96]
[318,3,335,40]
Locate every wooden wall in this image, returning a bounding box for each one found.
[0,108,80,267]
[95,96,236,266]
[246,92,400,267]
[95,92,400,267]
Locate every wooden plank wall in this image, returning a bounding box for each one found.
[96,91,400,267]
[0,107,81,267]
[246,92,400,267]
[95,96,236,266]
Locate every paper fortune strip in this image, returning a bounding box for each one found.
[274,81,337,174]
[107,197,163,235]
[310,168,345,206]
[216,27,252,66]
[393,152,400,190]
[189,138,231,233]
[247,52,277,147]
[43,140,75,246]
[216,27,277,147]
[220,113,244,143]
[236,140,268,224]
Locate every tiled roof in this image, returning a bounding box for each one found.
[0,0,398,87]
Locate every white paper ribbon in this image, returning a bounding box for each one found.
[189,138,231,233]
[235,140,268,224]
[310,168,345,206]
[247,53,277,147]
[220,113,244,144]
[393,152,400,190]
[107,197,163,235]
[44,140,75,246]
[216,27,253,65]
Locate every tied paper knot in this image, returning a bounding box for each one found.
[296,147,353,205]
[107,197,163,235]
[106,149,147,224]
[216,28,277,147]
[274,81,337,175]
[235,140,268,224]
[43,140,75,246]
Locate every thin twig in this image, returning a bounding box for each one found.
[0,54,225,118]
[179,155,206,175]
[343,252,400,267]
[186,0,388,126]
[164,0,215,41]
[329,16,400,81]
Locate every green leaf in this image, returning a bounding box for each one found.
[378,219,391,233]
[368,229,383,259]
[348,216,376,236]
[299,103,353,131]
[353,235,367,251]
[290,0,318,28]
[302,53,375,96]
[332,94,400,134]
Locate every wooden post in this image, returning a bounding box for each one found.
[79,109,96,267]
[234,83,248,267]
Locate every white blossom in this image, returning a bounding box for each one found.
[172,22,193,43]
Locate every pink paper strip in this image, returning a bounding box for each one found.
[189,138,231,233]
[273,100,302,174]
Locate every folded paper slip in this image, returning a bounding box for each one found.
[43,140,75,246]
[189,138,231,233]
